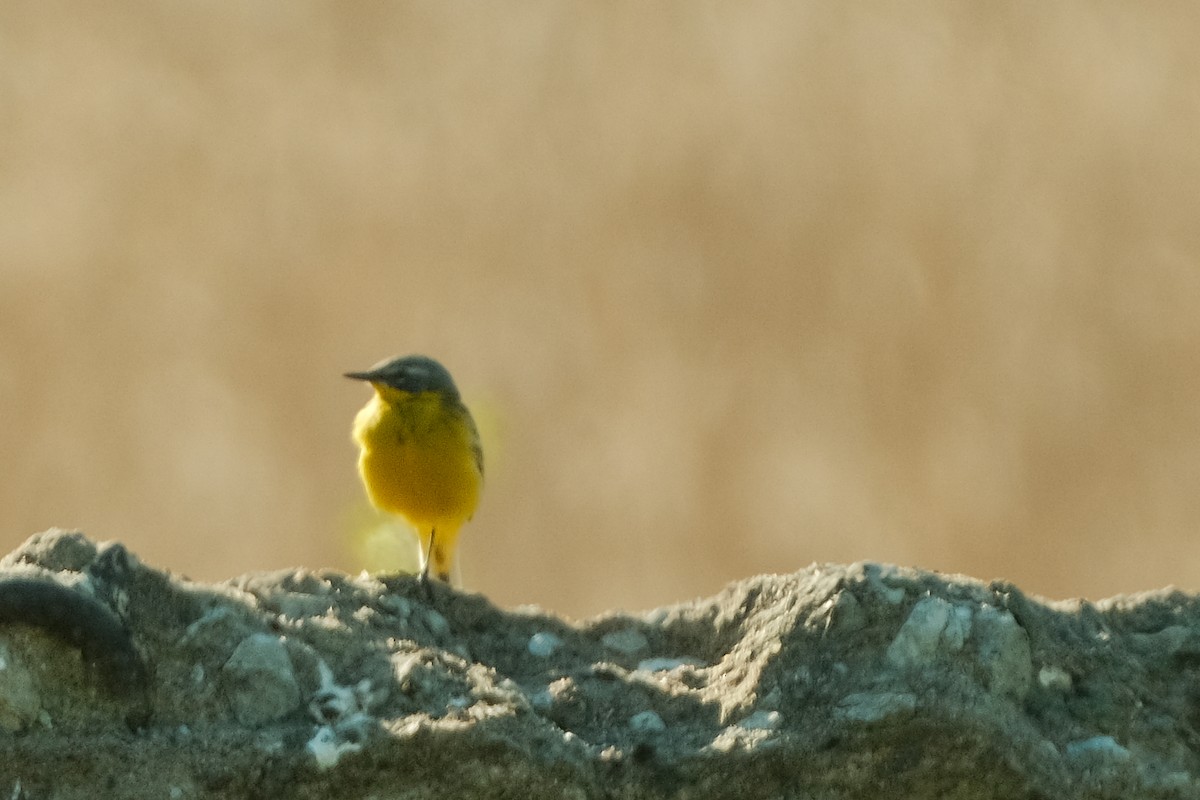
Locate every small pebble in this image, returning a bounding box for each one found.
[739,710,782,731]
[629,710,666,733]
[1038,665,1072,692]
[528,631,563,657]
[601,629,649,655]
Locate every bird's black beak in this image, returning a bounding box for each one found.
[344,370,376,382]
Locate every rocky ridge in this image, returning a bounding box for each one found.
[0,530,1196,799]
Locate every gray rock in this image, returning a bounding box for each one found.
[974,604,1033,701]
[836,690,918,722]
[600,628,649,655]
[0,640,40,732]
[886,596,969,668]
[0,531,1197,799]
[220,633,301,726]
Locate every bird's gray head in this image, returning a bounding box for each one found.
[344,355,460,398]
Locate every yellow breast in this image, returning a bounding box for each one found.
[351,390,482,526]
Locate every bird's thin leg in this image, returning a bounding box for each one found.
[419,527,436,599]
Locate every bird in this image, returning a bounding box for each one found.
[345,355,483,586]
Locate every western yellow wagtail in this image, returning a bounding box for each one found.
[345,355,483,585]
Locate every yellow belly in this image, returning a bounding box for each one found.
[352,393,482,528]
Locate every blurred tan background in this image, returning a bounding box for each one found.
[3,3,1200,618]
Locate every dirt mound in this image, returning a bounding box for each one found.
[0,529,1195,799]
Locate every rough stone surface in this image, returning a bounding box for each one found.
[220,633,301,726]
[0,529,1197,798]
[0,640,40,732]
